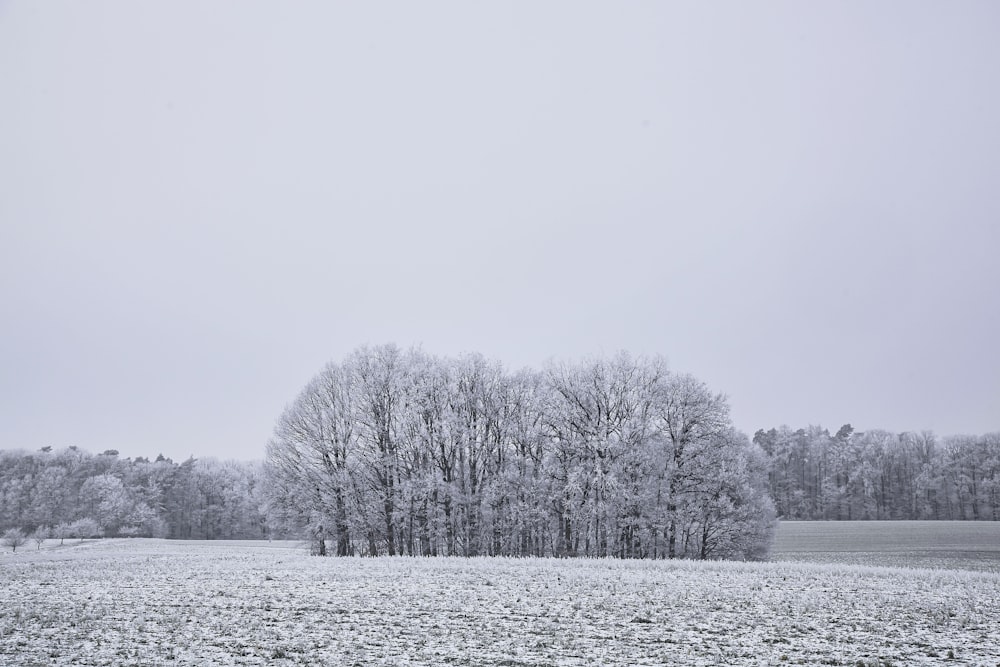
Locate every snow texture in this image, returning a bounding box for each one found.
[2,539,999,666]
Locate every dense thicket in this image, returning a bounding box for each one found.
[265,345,776,560]
[756,425,1000,521]
[0,448,268,539]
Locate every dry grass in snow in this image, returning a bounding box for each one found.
[2,539,999,666]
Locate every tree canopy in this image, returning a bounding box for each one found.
[266,345,775,559]
[755,425,1000,521]
[0,448,267,540]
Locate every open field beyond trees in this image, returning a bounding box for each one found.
[771,520,1000,572]
[3,525,1000,666]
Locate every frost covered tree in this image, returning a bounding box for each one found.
[69,518,102,542]
[267,361,358,555]
[755,426,1000,521]
[31,526,49,550]
[542,353,666,558]
[266,345,777,560]
[0,447,270,540]
[51,522,72,545]
[2,528,26,552]
[79,474,134,535]
[654,373,732,558]
[684,429,775,560]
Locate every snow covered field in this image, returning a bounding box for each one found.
[771,520,1000,572]
[3,538,1000,666]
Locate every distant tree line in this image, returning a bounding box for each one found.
[755,425,1000,521]
[0,447,268,540]
[266,345,776,560]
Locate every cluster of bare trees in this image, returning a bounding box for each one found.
[756,425,1000,521]
[266,345,775,560]
[0,448,268,540]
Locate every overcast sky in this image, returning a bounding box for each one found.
[2,1,997,462]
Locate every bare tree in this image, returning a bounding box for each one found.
[31,526,49,550]
[2,528,26,552]
[655,373,730,558]
[266,345,777,560]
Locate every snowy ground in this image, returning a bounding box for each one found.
[771,520,1000,572]
[2,539,999,666]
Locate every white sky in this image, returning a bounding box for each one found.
[2,1,998,462]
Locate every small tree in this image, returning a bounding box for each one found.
[2,528,27,553]
[69,518,102,542]
[52,522,72,546]
[32,526,50,551]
